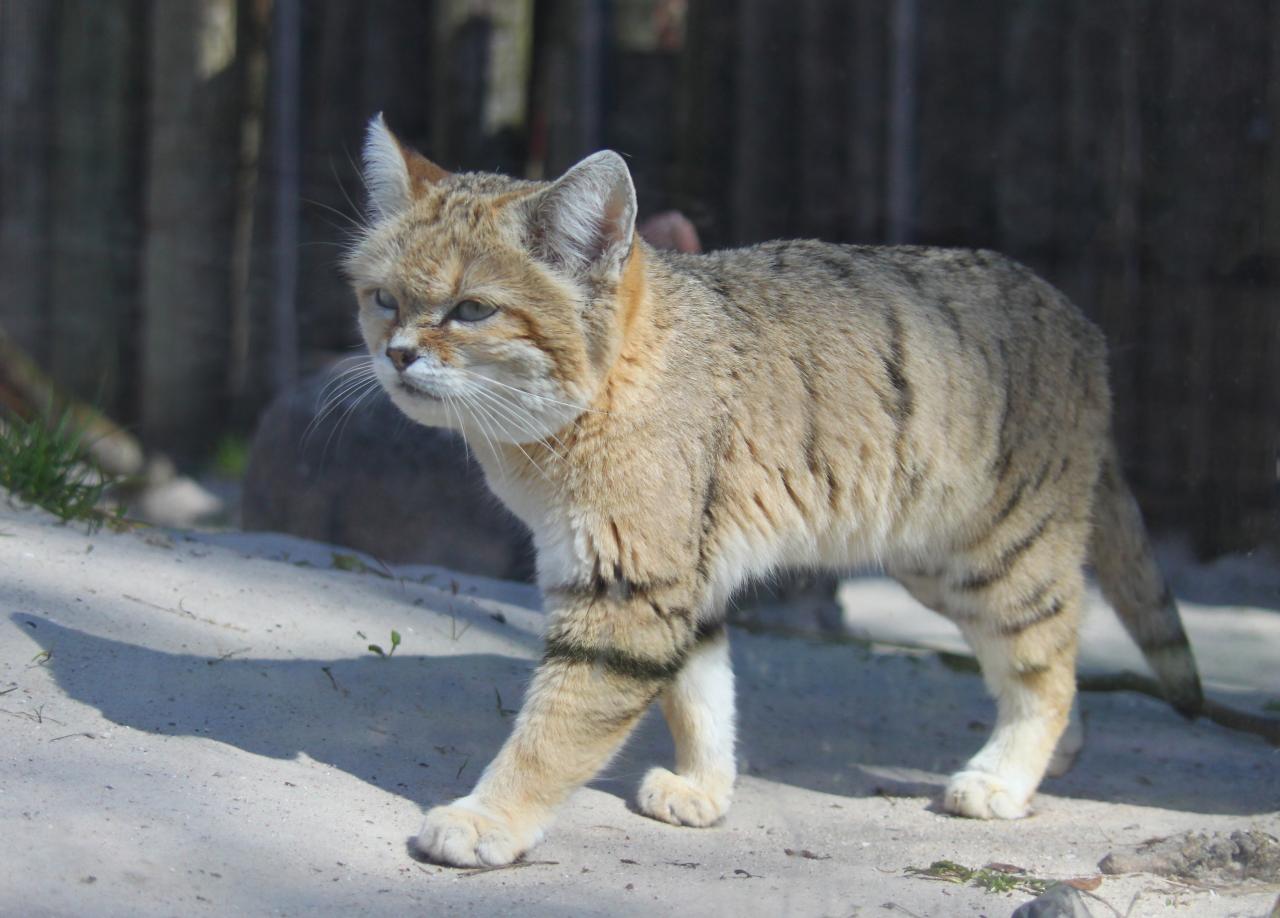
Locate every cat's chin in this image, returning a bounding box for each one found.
[394,379,443,403]
[383,382,455,430]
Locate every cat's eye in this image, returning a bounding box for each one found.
[449,299,497,323]
[373,288,398,313]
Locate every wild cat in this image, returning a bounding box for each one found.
[345,114,1203,867]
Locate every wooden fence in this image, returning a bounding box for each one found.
[0,0,1276,554]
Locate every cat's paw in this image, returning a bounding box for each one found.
[637,767,731,827]
[412,797,542,867]
[943,770,1030,820]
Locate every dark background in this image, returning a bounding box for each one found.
[1,0,1276,556]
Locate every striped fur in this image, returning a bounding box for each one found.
[347,118,1203,866]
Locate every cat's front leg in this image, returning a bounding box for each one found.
[414,588,696,867]
[638,625,737,826]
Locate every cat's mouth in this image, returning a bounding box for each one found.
[394,378,443,402]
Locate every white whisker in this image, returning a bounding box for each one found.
[304,372,379,447]
[442,394,469,461]
[460,392,552,482]
[328,156,366,229]
[302,196,368,235]
[320,378,382,462]
[315,362,376,404]
[304,377,372,460]
[455,390,506,482]
[454,368,606,416]
[466,382,567,462]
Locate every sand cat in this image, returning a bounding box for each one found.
[345,114,1203,867]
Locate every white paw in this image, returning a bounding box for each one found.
[637,767,731,827]
[413,797,540,867]
[943,770,1029,820]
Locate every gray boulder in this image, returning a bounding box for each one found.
[242,363,534,581]
[1010,884,1094,918]
[243,362,839,623]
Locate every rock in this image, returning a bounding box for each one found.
[132,474,225,529]
[241,365,841,619]
[241,364,534,581]
[637,211,702,254]
[1099,829,1280,884]
[1010,884,1094,918]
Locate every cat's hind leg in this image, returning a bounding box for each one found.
[941,564,1083,820]
[892,564,1085,792]
[638,624,737,827]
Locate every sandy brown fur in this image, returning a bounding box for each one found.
[347,119,1203,866]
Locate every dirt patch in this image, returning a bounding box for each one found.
[1100,830,1280,884]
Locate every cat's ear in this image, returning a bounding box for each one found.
[530,151,637,278]
[361,112,449,220]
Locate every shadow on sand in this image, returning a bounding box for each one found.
[14,610,1279,819]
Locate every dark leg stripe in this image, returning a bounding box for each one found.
[1014,634,1076,674]
[582,689,663,732]
[542,621,724,681]
[542,636,685,682]
[545,574,683,604]
[1016,579,1055,613]
[997,597,1065,636]
[954,513,1054,592]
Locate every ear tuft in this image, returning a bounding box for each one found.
[362,113,450,220]
[362,113,411,220]
[531,151,637,277]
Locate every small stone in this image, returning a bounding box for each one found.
[1010,883,1094,918]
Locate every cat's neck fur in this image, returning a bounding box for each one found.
[469,237,667,527]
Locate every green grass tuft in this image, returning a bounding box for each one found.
[905,859,1052,896]
[0,411,117,530]
[366,628,401,658]
[211,435,250,480]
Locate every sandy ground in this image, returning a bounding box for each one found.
[1,499,1277,917]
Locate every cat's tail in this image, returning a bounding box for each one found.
[1088,447,1204,718]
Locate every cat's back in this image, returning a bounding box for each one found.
[656,240,1108,410]
[648,239,1113,556]
[663,241,1097,347]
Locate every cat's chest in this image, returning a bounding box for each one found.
[476,462,583,585]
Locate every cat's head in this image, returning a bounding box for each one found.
[345,114,639,445]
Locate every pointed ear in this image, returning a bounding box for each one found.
[361,113,450,220]
[529,151,637,277]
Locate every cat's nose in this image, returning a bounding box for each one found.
[386,345,419,372]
